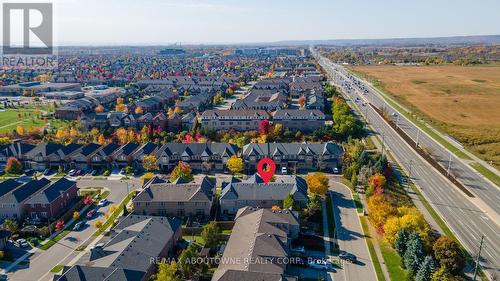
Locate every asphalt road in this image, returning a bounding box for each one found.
[7,178,136,281]
[315,52,500,279]
[329,178,377,281]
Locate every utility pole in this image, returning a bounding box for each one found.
[381,132,386,156]
[473,235,484,281]
[415,130,420,148]
[407,160,413,191]
[447,153,452,176]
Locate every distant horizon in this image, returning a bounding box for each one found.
[18,34,500,47]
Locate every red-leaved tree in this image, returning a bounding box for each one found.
[259,120,270,136]
[55,220,65,231]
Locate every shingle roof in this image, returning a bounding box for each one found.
[72,214,181,278]
[156,143,238,158]
[273,109,325,119]
[60,143,82,156]
[220,175,308,203]
[11,178,51,203]
[202,109,269,119]
[212,207,299,281]
[80,143,102,156]
[116,143,139,156]
[242,142,342,157]
[56,265,144,281]
[135,176,214,203]
[25,177,76,204]
[0,179,23,197]
[100,143,120,156]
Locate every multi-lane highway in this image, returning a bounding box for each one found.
[315,51,500,279]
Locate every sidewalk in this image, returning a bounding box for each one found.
[321,199,337,281]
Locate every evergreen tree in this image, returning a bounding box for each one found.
[404,231,425,274]
[394,228,410,257]
[416,256,436,281]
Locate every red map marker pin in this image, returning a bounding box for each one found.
[257,158,276,184]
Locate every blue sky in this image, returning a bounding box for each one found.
[43,0,500,44]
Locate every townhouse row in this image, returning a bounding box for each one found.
[0,141,342,174]
[201,109,327,132]
[0,177,78,222]
[134,173,308,219]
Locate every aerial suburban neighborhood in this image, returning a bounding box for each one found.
[0,1,499,281]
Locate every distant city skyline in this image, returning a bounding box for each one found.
[3,0,500,45]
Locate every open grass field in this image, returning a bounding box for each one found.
[350,65,500,169]
[0,105,68,134]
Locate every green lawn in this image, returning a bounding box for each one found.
[50,264,64,273]
[0,106,69,134]
[360,216,386,281]
[470,163,500,187]
[379,239,408,281]
[352,192,364,213]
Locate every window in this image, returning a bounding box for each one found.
[178,202,184,206]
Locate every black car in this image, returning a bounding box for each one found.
[339,252,357,263]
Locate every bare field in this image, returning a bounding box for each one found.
[350,65,500,168]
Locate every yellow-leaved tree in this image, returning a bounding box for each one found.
[226,156,243,174]
[305,173,329,196]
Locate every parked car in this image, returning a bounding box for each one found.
[281,167,288,174]
[75,169,82,176]
[91,243,104,250]
[339,252,357,263]
[68,169,76,176]
[308,259,329,270]
[291,245,305,254]
[333,167,339,174]
[91,169,98,176]
[97,199,108,207]
[43,168,51,175]
[86,209,96,219]
[15,238,29,248]
[73,221,86,231]
[24,169,35,176]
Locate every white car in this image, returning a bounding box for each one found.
[16,238,29,248]
[97,199,108,207]
[333,167,339,174]
[281,167,288,174]
[308,259,329,270]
